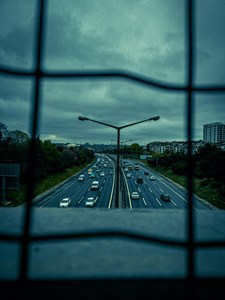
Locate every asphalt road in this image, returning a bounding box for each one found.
[34,156,115,209]
[122,160,210,210]
[34,155,210,210]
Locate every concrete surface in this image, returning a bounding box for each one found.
[0,207,225,280]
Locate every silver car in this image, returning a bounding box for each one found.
[85,197,95,207]
[59,198,71,207]
[131,192,139,199]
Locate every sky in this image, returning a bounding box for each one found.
[0,0,224,145]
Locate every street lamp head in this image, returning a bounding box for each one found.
[149,116,160,121]
[78,116,89,121]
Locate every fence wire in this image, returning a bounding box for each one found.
[0,0,225,284]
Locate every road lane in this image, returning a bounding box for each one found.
[34,155,115,209]
[122,159,210,210]
[34,156,211,210]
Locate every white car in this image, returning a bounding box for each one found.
[85,197,95,207]
[149,176,156,181]
[59,198,71,207]
[126,173,131,178]
[131,192,139,199]
[91,181,99,189]
[78,175,85,181]
[100,172,105,177]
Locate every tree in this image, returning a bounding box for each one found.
[8,130,29,144]
[0,122,9,141]
[130,143,142,154]
[194,143,225,183]
[0,123,10,161]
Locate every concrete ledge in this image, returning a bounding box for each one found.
[0,208,224,281]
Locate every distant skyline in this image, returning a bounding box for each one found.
[2,119,224,147]
[0,0,225,145]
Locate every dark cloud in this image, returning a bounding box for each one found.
[0,0,224,145]
[0,25,34,67]
[0,0,36,68]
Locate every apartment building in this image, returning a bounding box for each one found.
[203,122,225,144]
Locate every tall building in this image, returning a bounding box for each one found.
[203,122,225,144]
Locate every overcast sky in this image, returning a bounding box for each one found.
[0,0,224,145]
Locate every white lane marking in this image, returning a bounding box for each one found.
[159,188,164,193]
[100,186,103,192]
[142,197,147,206]
[148,187,152,193]
[121,167,132,209]
[170,199,177,206]
[155,197,162,206]
[78,196,84,204]
[157,178,198,210]
[40,178,80,207]
[138,187,141,193]
[108,167,116,209]
[157,178,187,202]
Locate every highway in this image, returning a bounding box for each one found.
[34,155,115,209]
[122,160,210,210]
[34,155,210,210]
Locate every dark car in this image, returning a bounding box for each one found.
[144,171,149,175]
[136,176,143,183]
[160,193,171,202]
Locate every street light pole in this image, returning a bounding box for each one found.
[116,127,120,208]
[78,115,160,208]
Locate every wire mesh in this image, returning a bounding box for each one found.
[0,0,225,284]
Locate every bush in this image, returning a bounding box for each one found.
[220,185,225,196]
[200,178,210,187]
[171,160,188,175]
[210,181,221,189]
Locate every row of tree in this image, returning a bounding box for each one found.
[148,143,225,186]
[0,123,94,184]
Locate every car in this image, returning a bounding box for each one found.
[91,180,99,190]
[78,175,85,181]
[144,171,149,175]
[149,175,155,181]
[134,164,139,170]
[85,197,95,207]
[59,197,71,207]
[131,192,140,199]
[109,170,113,175]
[136,176,143,183]
[90,173,96,178]
[100,172,105,177]
[126,173,131,178]
[160,193,171,202]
